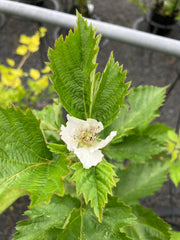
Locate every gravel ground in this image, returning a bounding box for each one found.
[0,0,180,239]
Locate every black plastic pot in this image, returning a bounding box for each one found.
[18,0,59,10]
[69,3,93,18]
[146,8,177,36]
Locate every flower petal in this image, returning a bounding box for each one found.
[74,148,103,169]
[93,131,117,151]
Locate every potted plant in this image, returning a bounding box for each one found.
[70,0,94,17]
[18,0,59,10]
[129,0,180,35]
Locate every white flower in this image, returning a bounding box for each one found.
[60,114,117,169]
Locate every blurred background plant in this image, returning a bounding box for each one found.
[167,130,180,186]
[129,0,180,19]
[0,27,52,108]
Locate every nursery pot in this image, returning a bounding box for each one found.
[146,7,177,35]
[69,3,94,18]
[18,0,59,10]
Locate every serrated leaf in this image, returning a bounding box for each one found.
[48,13,101,120]
[169,161,180,187]
[59,197,136,240]
[14,194,80,240]
[123,205,171,240]
[107,86,166,142]
[104,135,165,163]
[114,161,169,205]
[90,52,129,127]
[0,106,70,211]
[33,101,64,143]
[71,159,118,222]
[144,123,173,142]
[47,143,69,154]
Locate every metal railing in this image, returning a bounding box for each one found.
[0,0,180,57]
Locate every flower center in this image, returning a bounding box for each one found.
[76,128,99,148]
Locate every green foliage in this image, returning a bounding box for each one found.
[91,52,130,127]
[107,85,166,142]
[0,106,70,212]
[166,131,180,186]
[14,196,136,240]
[0,27,51,108]
[0,12,176,239]
[14,194,81,240]
[33,101,64,143]
[170,231,180,240]
[124,205,171,240]
[71,159,118,222]
[128,0,180,18]
[114,161,169,205]
[104,135,165,163]
[48,13,128,127]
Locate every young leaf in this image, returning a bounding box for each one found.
[14,194,80,240]
[169,161,180,187]
[0,106,70,211]
[33,101,64,143]
[32,101,63,132]
[113,161,169,205]
[124,205,171,240]
[55,197,136,240]
[90,52,129,127]
[71,159,118,222]
[107,86,166,141]
[47,143,69,154]
[104,135,165,163]
[48,13,101,120]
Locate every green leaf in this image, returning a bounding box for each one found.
[104,135,165,163]
[169,161,180,187]
[124,205,171,240]
[170,231,180,240]
[71,159,118,222]
[144,123,173,142]
[32,101,63,143]
[15,196,135,240]
[91,52,129,127]
[48,13,101,119]
[47,143,69,154]
[14,194,80,240]
[107,86,166,142]
[32,101,63,132]
[59,197,136,240]
[114,161,169,205]
[0,106,70,211]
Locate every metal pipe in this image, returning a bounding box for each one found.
[0,0,180,57]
